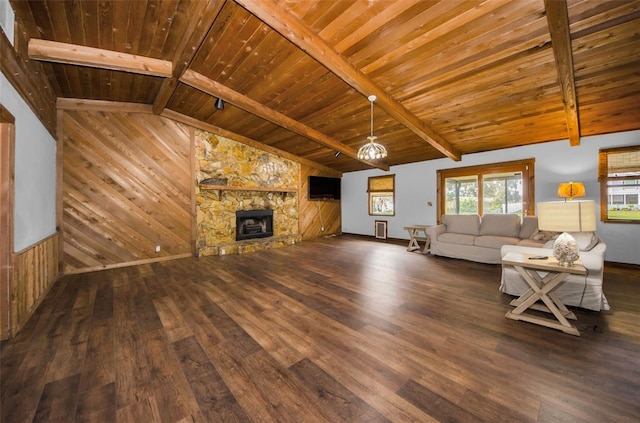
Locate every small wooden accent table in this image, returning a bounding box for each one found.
[403,225,431,253]
[502,252,586,336]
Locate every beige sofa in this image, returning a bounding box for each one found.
[500,233,609,311]
[426,214,545,264]
[425,213,609,311]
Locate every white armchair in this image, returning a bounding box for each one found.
[500,235,609,311]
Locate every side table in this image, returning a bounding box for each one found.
[403,225,431,253]
[501,252,587,336]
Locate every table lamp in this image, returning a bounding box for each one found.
[557,182,586,201]
[537,199,596,266]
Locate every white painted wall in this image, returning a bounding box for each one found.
[1,72,57,252]
[0,0,15,47]
[342,130,640,265]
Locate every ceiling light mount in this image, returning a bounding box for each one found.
[357,95,387,161]
[215,97,224,110]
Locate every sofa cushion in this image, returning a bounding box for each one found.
[570,232,599,251]
[474,235,520,249]
[532,230,559,242]
[519,216,538,239]
[480,214,520,237]
[442,214,480,236]
[438,232,476,246]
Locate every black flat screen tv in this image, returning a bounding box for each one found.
[308,176,341,200]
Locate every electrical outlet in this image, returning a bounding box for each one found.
[155,245,161,253]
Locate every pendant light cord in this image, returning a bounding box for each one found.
[370,99,374,138]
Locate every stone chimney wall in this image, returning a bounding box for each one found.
[195,130,300,256]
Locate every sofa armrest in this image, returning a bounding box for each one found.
[587,241,607,257]
[426,224,446,239]
[578,241,606,273]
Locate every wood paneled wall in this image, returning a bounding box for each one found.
[0,23,57,136]
[61,110,193,274]
[299,165,341,239]
[60,107,340,273]
[10,232,59,337]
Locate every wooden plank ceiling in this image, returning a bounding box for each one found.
[10,0,640,173]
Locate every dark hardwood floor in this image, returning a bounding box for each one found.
[2,235,639,423]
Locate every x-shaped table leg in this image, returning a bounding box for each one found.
[505,265,579,335]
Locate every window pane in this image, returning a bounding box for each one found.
[606,172,640,220]
[371,193,394,215]
[445,176,478,214]
[438,158,534,220]
[608,188,640,220]
[612,194,625,204]
[483,172,523,215]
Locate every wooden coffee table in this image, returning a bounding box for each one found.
[501,252,587,336]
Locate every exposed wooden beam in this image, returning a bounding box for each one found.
[153,0,228,115]
[545,0,581,146]
[161,109,341,176]
[235,0,461,161]
[57,98,153,114]
[180,69,389,171]
[28,39,172,77]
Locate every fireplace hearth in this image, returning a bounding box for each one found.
[236,210,274,241]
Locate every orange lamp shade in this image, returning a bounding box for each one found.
[557,182,586,200]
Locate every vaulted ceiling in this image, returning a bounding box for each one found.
[9,0,640,173]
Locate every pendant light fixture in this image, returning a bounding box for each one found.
[357,95,387,160]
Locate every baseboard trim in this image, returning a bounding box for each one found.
[604,260,640,270]
[340,232,408,246]
[62,253,193,275]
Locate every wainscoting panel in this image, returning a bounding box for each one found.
[10,233,59,337]
[299,165,341,239]
[61,110,192,273]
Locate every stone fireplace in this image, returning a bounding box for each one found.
[195,130,301,256]
[236,210,273,240]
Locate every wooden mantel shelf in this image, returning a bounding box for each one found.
[199,184,297,193]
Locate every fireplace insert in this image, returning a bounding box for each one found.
[236,210,274,241]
